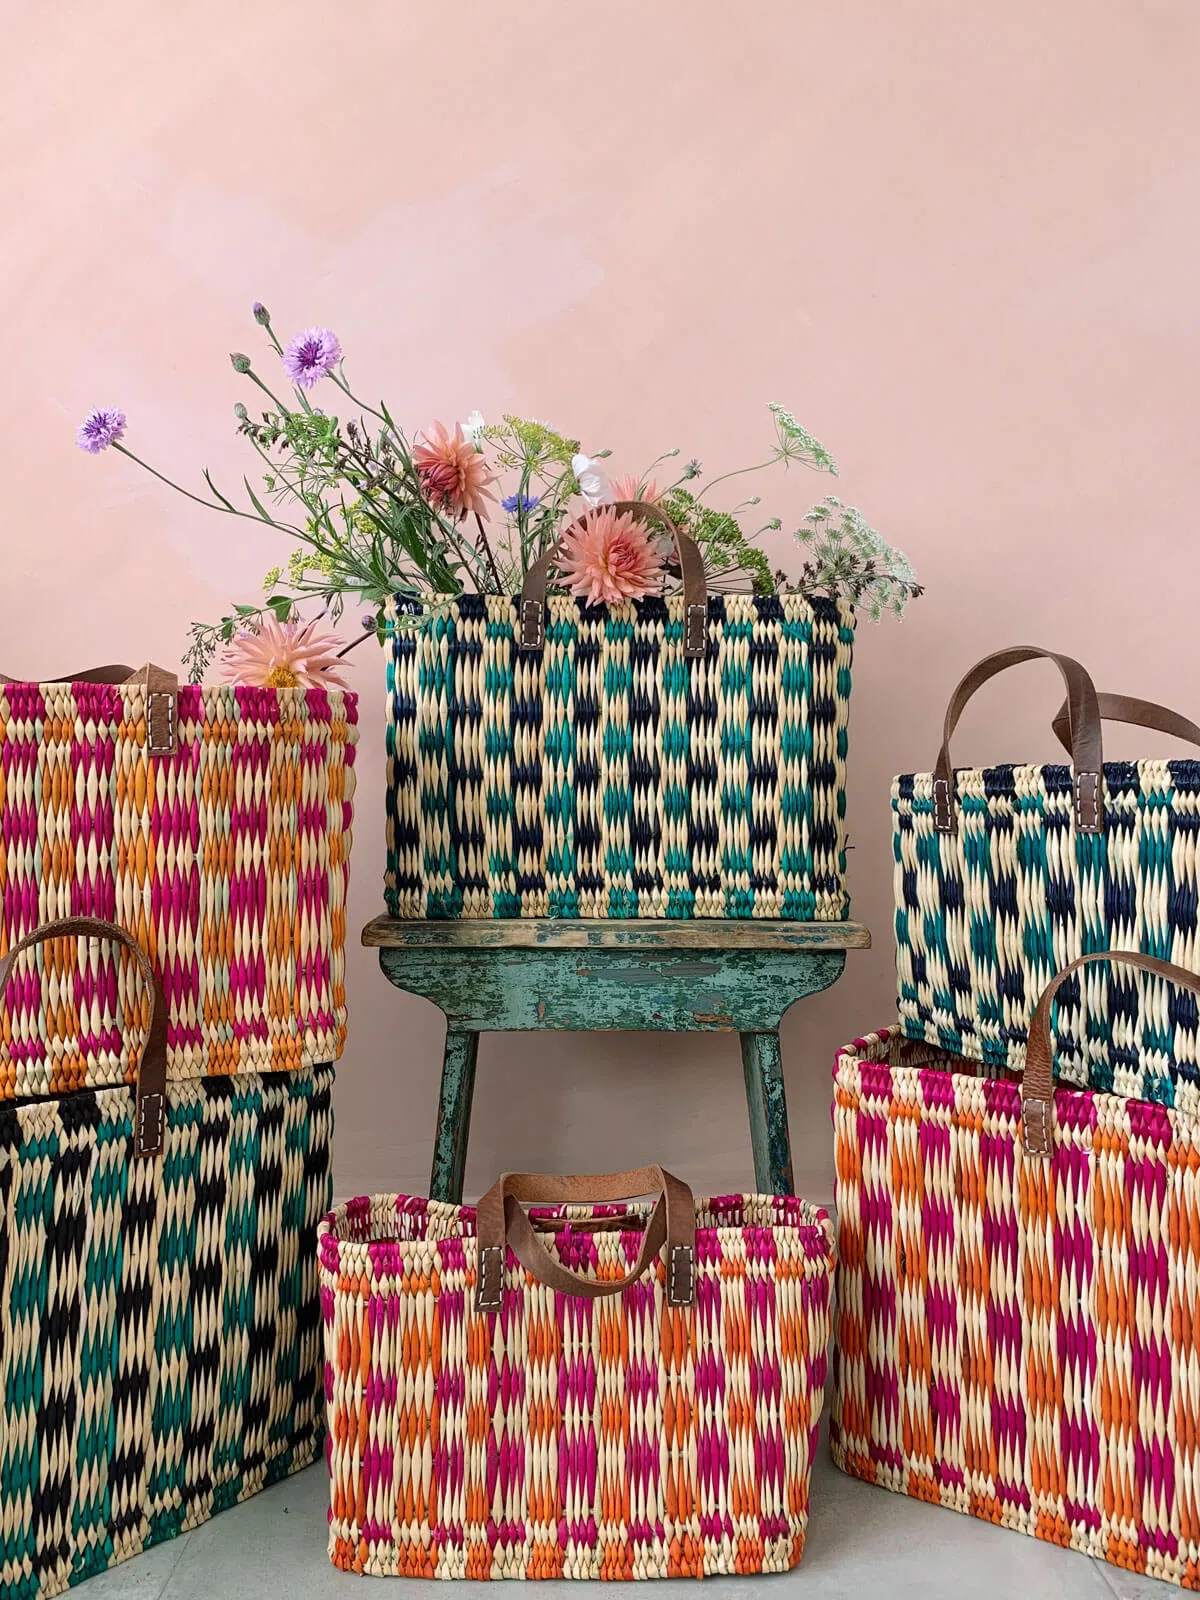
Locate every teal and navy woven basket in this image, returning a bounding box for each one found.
[0,1063,333,1600]
[385,592,855,920]
[893,644,1200,1110]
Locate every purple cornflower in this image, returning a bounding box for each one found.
[282,327,342,389]
[76,407,126,453]
[501,492,541,514]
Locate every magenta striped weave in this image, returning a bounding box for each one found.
[319,1190,835,1580]
[0,679,357,1095]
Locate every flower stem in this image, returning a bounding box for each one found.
[695,458,778,503]
[473,512,504,592]
[335,627,378,659]
[242,368,296,415]
[112,445,306,536]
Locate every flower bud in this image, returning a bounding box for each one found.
[233,402,249,420]
[230,352,252,373]
[253,302,270,324]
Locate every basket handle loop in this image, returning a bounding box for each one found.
[1051,693,1200,755]
[1022,950,1200,1158]
[474,1165,697,1313]
[0,663,178,755]
[0,916,169,1158]
[932,646,1103,836]
[517,500,708,659]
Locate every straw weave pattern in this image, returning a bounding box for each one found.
[0,1064,333,1600]
[385,594,853,919]
[319,1191,835,1579]
[893,760,1200,1107]
[0,682,357,1098]
[830,1027,1200,1590]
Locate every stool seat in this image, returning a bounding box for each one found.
[363,916,870,1201]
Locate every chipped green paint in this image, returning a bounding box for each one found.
[378,946,845,1033]
[740,1032,794,1194]
[432,1032,478,1206]
[376,933,863,1203]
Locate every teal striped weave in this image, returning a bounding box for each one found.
[385,592,854,920]
[0,1066,332,1600]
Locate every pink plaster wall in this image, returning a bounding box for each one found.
[6,0,1200,1200]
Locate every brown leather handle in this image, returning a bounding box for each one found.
[519,500,708,657]
[474,1165,697,1312]
[1052,693,1200,756]
[0,916,168,1157]
[1022,950,1200,1157]
[932,646,1103,835]
[0,663,177,755]
[0,665,136,684]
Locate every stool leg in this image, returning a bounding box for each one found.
[431,1029,479,1204]
[739,1030,795,1196]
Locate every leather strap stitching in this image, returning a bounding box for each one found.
[1074,770,1101,832]
[932,775,954,833]
[668,1243,695,1307]
[476,1245,504,1311]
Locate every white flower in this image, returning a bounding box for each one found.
[460,410,486,447]
[571,453,614,508]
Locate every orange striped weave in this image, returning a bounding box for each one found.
[831,1027,1200,1590]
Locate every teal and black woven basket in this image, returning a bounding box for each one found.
[0,1065,333,1600]
[893,644,1200,1110]
[385,589,855,921]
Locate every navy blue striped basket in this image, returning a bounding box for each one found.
[384,589,854,920]
[893,644,1200,1110]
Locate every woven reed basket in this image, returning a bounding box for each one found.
[831,950,1200,1591]
[0,664,357,1097]
[319,1167,835,1579]
[385,503,854,920]
[893,645,1200,1105]
[0,917,334,1600]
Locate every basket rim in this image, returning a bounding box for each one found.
[318,1189,834,1259]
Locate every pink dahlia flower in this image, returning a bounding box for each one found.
[556,506,666,607]
[610,474,665,505]
[413,420,497,520]
[219,616,348,689]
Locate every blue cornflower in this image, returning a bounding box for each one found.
[501,492,541,514]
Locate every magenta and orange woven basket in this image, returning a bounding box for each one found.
[318,1167,835,1580]
[830,950,1200,1591]
[0,664,357,1095]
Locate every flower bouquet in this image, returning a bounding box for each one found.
[80,304,918,689]
[81,304,919,919]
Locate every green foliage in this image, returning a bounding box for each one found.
[767,404,839,474]
[791,496,922,618]
[484,415,580,473]
[107,307,921,680]
[662,489,775,594]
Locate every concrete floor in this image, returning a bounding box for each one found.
[77,1437,1177,1600]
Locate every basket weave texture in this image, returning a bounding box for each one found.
[0,1064,333,1600]
[831,1026,1200,1589]
[893,758,1200,1107]
[319,1190,835,1579]
[385,593,853,920]
[0,680,357,1096]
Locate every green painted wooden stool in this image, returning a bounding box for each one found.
[362,917,870,1203]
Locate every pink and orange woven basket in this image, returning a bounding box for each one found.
[318,1168,835,1581]
[830,951,1200,1591]
[0,666,357,1095]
